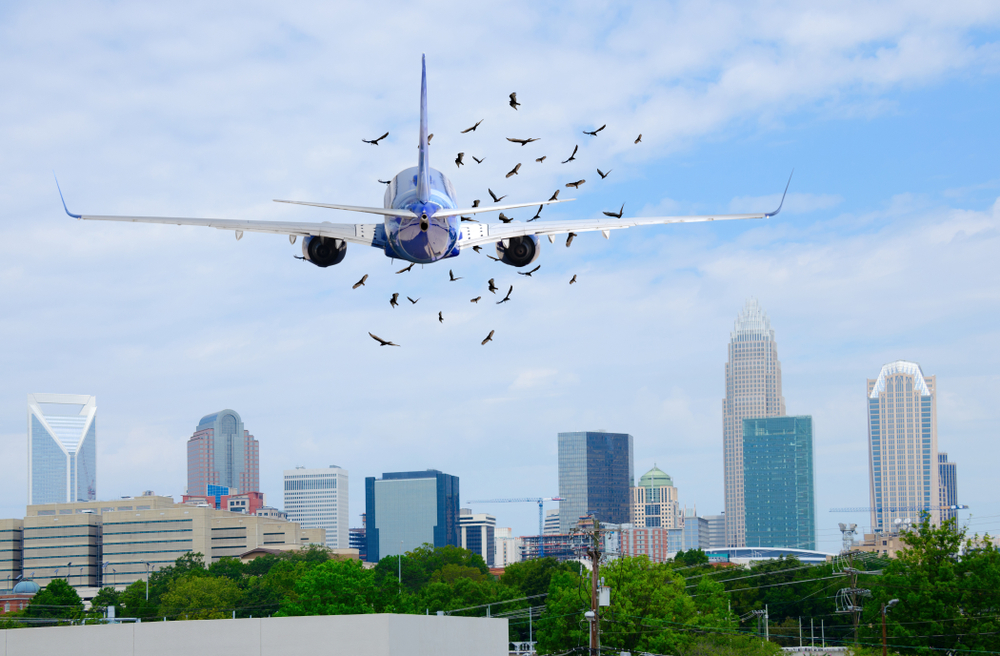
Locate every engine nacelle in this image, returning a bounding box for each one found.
[302,236,347,267]
[496,235,540,267]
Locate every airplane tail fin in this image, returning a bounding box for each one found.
[416,54,431,204]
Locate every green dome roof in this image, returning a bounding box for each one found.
[639,465,673,488]
[13,580,40,594]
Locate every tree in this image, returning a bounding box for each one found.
[430,564,486,584]
[208,556,245,582]
[372,544,489,593]
[536,569,589,654]
[88,586,122,619]
[278,559,382,616]
[501,558,577,597]
[24,579,83,624]
[679,633,782,656]
[160,575,242,620]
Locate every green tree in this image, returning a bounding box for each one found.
[679,633,782,656]
[536,569,589,654]
[87,586,122,619]
[160,575,242,620]
[430,563,486,584]
[24,579,83,624]
[501,558,577,597]
[208,556,245,582]
[237,575,284,618]
[278,558,381,616]
[372,544,489,593]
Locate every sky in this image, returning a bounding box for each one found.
[1,1,999,555]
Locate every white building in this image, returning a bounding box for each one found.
[283,466,348,549]
[543,509,559,535]
[494,527,522,568]
[27,394,97,505]
[459,509,496,567]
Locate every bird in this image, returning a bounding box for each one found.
[472,156,485,164]
[488,278,498,293]
[378,179,391,185]
[487,254,501,261]
[352,274,368,289]
[529,205,543,221]
[562,145,578,163]
[461,119,484,133]
[536,156,547,163]
[505,163,521,178]
[407,296,419,304]
[488,189,507,203]
[498,213,513,223]
[396,263,415,274]
[363,132,389,145]
[427,133,434,143]
[481,330,494,345]
[472,199,481,208]
[569,274,577,284]
[460,216,478,222]
[369,332,399,347]
[509,92,520,110]
[583,124,606,136]
[471,296,481,303]
[455,152,465,168]
[634,134,642,144]
[472,245,483,253]
[507,137,540,146]
[438,311,444,324]
[548,190,560,201]
[518,265,541,277]
[496,285,513,304]
[603,203,624,218]
[597,168,611,179]
[449,269,462,281]
[566,180,586,189]
[566,232,577,247]
[390,293,399,308]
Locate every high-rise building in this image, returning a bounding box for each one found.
[494,527,522,567]
[723,300,785,548]
[543,509,560,535]
[186,409,259,497]
[283,466,349,549]
[704,513,726,551]
[630,465,681,529]
[459,509,496,567]
[867,361,939,532]
[27,394,97,505]
[743,416,815,550]
[365,469,459,562]
[558,431,634,534]
[350,514,367,562]
[938,453,958,523]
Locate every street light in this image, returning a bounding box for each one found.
[66,562,73,586]
[881,599,900,656]
[144,562,151,601]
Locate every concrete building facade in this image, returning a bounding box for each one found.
[283,466,349,549]
[365,470,459,563]
[494,527,522,568]
[0,520,23,593]
[27,394,97,505]
[557,431,634,534]
[630,465,681,530]
[186,409,259,498]
[543,509,559,535]
[704,513,726,551]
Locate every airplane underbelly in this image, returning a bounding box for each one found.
[393,219,455,263]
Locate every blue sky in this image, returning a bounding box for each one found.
[1,1,999,554]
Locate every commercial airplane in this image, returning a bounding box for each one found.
[57,56,790,269]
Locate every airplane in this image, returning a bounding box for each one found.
[56,55,791,269]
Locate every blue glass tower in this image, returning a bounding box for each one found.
[27,394,97,505]
[558,431,634,534]
[365,469,459,562]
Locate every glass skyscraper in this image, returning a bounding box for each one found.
[27,394,97,505]
[364,469,459,562]
[186,409,259,497]
[283,466,349,549]
[557,431,634,534]
[742,416,815,550]
[938,453,958,523]
[723,299,785,548]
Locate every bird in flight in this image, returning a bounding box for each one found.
[583,124,606,136]
[461,119,484,133]
[566,232,577,247]
[569,274,577,284]
[352,274,368,289]
[472,156,484,164]
[562,145,578,163]
[566,180,586,189]
[507,137,540,146]
[597,168,611,179]
[634,134,642,144]
[496,285,513,304]
[486,254,501,261]
[498,213,513,223]
[455,152,465,168]
[518,265,541,277]
[369,332,399,347]
[481,330,494,345]
[472,199,481,208]
[488,189,507,203]
[427,133,434,143]
[460,216,478,222]
[529,205,543,221]
[471,296,481,303]
[363,132,389,145]
[438,311,444,323]
[509,92,520,110]
[378,179,391,185]
[536,156,547,163]
[472,245,482,253]
[396,263,415,274]
[488,278,498,293]
[506,163,521,178]
[449,269,462,281]
[390,293,399,308]
[407,296,419,304]
[603,204,624,218]
[548,190,560,201]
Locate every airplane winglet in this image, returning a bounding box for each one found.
[53,174,82,219]
[765,170,794,217]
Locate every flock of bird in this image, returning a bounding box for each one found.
[360,91,639,348]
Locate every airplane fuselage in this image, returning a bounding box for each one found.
[382,165,460,263]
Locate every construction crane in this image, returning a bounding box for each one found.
[830,504,968,513]
[466,497,563,558]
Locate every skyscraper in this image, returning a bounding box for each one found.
[558,431,634,534]
[743,416,815,550]
[723,299,785,548]
[365,469,459,562]
[459,509,496,567]
[186,409,259,497]
[630,465,681,529]
[938,453,959,523]
[283,466,349,549]
[867,361,939,532]
[27,394,97,505]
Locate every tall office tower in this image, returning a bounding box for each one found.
[186,409,259,497]
[543,509,560,535]
[283,466,349,549]
[722,299,785,548]
[630,465,681,529]
[459,509,496,567]
[938,453,959,523]
[867,361,939,532]
[743,416,815,550]
[558,431,634,534]
[27,394,97,505]
[365,469,459,562]
[704,513,726,550]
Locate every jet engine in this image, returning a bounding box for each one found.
[496,235,540,267]
[302,236,347,267]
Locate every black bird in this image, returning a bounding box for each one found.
[498,213,513,223]
[634,134,642,144]
[438,311,444,324]
[472,245,483,253]
[603,204,624,218]
[562,145,579,163]
[363,132,389,145]
[536,156,547,163]
[378,179,391,185]
[518,265,541,277]
[583,124,606,136]
[352,274,368,289]
[505,163,521,178]
[427,133,434,143]
[472,156,484,164]
[471,296,481,303]
[496,285,513,304]
[408,296,419,304]
[449,269,463,281]
[507,137,539,146]
[390,293,399,308]
[529,205,543,221]
[597,168,611,179]
[566,180,586,189]
[369,332,400,347]
[396,263,414,274]
[460,216,478,222]
[548,190,560,201]
[461,119,484,133]
[569,274,577,284]
[487,254,501,261]
[488,189,507,203]
[488,278,498,293]
[472,199,481,208]
[455,152,465,168]
[481,330,494,345]
[509,92,520,110]
[566,232,577,247]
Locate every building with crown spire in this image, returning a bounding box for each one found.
[630,465,682,530]
[722,299,786,548]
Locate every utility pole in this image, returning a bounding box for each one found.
[577,518,605,656]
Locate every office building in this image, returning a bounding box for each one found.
[27,394,97,505]
[1,519,24,592]
[938,453,959,523]
[723,300,785,549]
[621,527,670,562]
[630,465,681,530]
[704,513,726,551]
[283,466,349,549]
[679,508,710,551]
[459,509,496,567]
[186,409,259,498]
[349,515,367,562]
[743,416,815,550]
[867,361,939,532]
[365,470,459,562]
[543,509,559,535]
[520,533,588,562]
[494,527,522,568]
[558,431,634,534]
